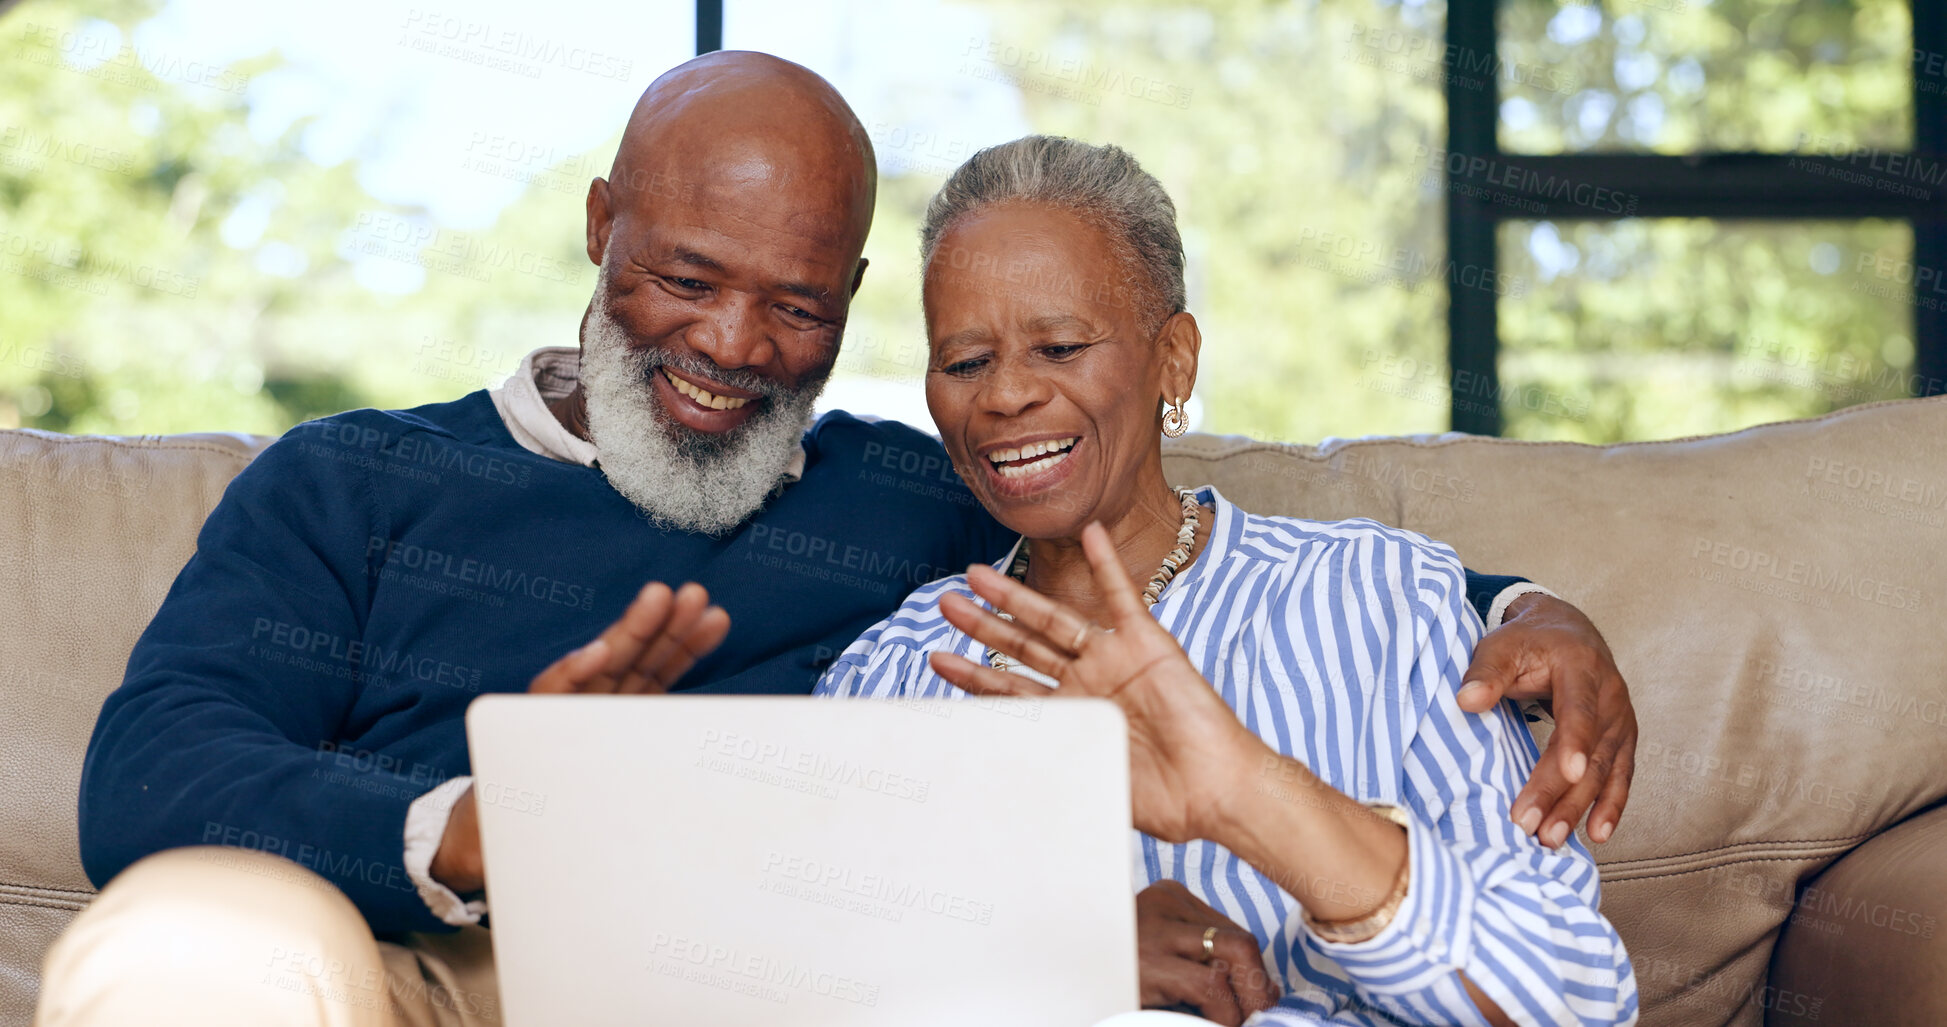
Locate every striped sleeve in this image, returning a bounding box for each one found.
[811,634,908,700]
[812,631,886,699]
[1300,544,1638,1027]
[814,574,985,702]
[812,599,955,702]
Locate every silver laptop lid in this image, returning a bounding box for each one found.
[468,695,1138,1027]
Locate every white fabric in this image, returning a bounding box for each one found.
[487,347,601,467]
[39,847,395,1026]
[38,846,502,1027]
[403,775,487,927]
[1486,580,1558,630]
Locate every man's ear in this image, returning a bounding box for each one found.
[849,257,870,297]
[1157,311,1202,405]
[585,177,614,266]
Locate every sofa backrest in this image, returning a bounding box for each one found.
[1163,396,1947,1026]
[0,429,272,1025]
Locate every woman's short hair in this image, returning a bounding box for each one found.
[919,135,1186,332]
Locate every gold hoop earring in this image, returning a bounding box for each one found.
[1161,396,1188,438]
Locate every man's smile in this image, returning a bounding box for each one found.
[661,367,755,410]
[652,365,764,433]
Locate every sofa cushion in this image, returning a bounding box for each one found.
[1764,802,1947,1026]
[0,429,274,1018]
[1162,395,1947,1026]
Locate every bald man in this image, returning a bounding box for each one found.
[48,52,1004,1027]
[47,51,1634,1027]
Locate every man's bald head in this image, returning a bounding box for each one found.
[604,51,876,252]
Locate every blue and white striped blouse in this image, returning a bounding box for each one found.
[814,486,1638,1026]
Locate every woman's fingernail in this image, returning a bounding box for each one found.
[1591,820,1613,843]
[1457,682,1487,705]
[1516,807,1542,836]
[1544,822,1570,848]
[1565,752,1587,784]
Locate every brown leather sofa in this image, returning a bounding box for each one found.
[3,397,1944,1026]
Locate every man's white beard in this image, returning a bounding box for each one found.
[579,270,828,535]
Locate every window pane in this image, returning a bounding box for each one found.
[1498,0,1912,154]
[728,0,1457,443]
[1496,219,1916,442]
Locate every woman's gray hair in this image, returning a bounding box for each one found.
[919,135,1185,331]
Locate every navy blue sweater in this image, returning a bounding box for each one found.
[81,390,1519,935]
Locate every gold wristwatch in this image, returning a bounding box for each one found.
[1301,803,1412,944]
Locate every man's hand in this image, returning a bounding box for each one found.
[430,581,732,893]
[1136,881,1280,1025]
[1456,593,1636,848]
[528,581,731,695]
[430,783,485,895]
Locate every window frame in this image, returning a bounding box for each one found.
[1445,0,1946,434]
[698,0,722,54]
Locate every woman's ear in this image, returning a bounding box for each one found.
[1156,311,1202,405]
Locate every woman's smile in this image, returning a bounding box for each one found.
[979,434,1084,496]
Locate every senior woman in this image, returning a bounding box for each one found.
[813,137,1638,1026]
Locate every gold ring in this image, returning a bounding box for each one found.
[1069,623,1092,653]
[1200,925,1218,963]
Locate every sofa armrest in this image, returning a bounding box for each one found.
[1765,803,1947,1026]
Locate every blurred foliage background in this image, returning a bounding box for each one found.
[0,0,1923,443]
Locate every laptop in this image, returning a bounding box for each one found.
[467,695,1140,1026]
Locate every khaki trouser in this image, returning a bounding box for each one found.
[36,847,500,1027]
